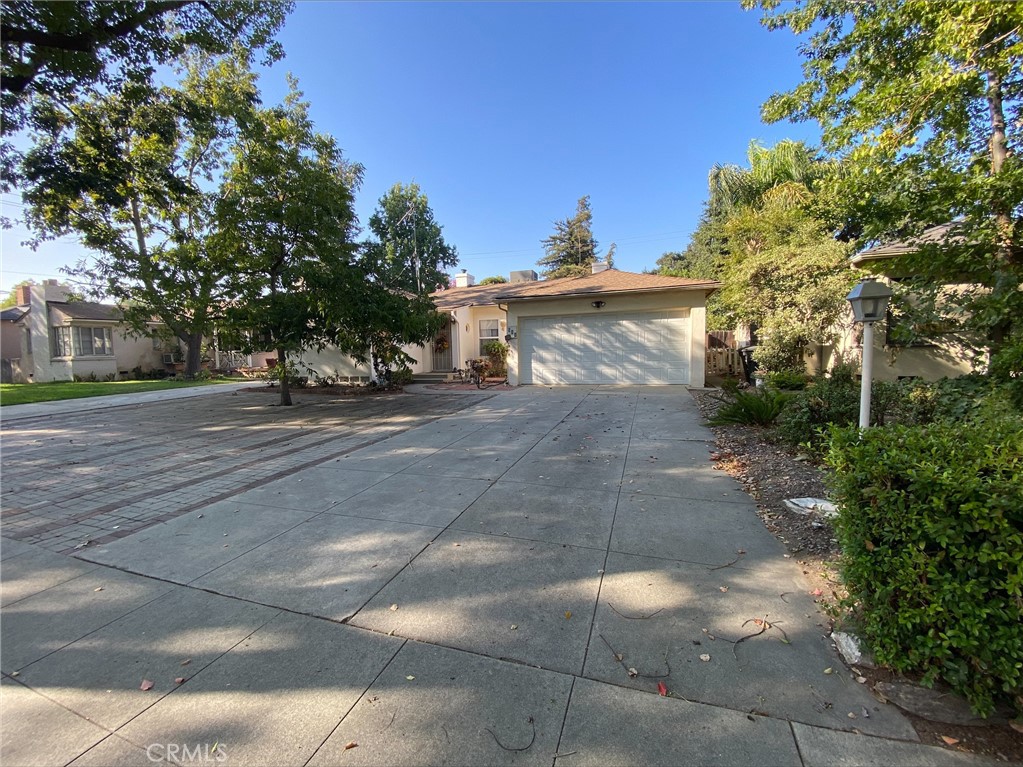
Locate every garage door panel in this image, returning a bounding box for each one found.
[520,311,690,385]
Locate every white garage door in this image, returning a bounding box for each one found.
[519,311,690,385]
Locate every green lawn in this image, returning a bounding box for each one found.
[0,378,239,406]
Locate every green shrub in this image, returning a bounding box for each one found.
[776,373,860,449]
[707,386,791,426]
[826,416,1023,716]
[776,371,908,450]
[391,366,414,385]
[482,341,509,377]
[767,370,811,390]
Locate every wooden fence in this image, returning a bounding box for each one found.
[706,348,742,376]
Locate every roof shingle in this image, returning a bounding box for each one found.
[431,270,719,310]
[48,302,123,322]
[852,222,964,264]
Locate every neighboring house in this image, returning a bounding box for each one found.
[299,264,721,387]
[0,305,29,383]
[1,280,165,383]
[833,223,975,382]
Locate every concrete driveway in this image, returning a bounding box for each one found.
[0,386,991,766]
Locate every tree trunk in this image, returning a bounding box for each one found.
[986,69,1014,262]
[277,345,291,406]
[183,332,203,377]
[985,68,1016,351]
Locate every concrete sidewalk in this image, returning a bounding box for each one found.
[0,380,258,422]
[0,387,998,766]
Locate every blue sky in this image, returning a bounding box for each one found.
[0,1,820,296]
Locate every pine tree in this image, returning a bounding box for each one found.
[538,196,600,279]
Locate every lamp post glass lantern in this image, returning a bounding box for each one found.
[846,277,893,429]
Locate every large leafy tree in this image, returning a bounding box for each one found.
[21,55,259,376]
[748,0,1023,384]
[671,140,850,344]
[216,81,365,406]
[1,1,290,190]
[718,198,854,373]
[655,208,726,281]
[359,182,458,376]
[362,182,458,294]
[538,195,601,279]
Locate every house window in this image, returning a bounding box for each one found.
[52,326,114,357]
[479,319,500,356]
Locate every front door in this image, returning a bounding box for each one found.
[431,332,453,372]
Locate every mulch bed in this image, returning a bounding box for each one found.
[242,384,404,397]
[423,380,514,392]
[691,389,1023,763]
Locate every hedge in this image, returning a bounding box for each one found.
[826,417,1023,716]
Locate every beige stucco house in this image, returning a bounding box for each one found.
[1,281,166,383]
[298,265,721,387]
[837,223,976,382]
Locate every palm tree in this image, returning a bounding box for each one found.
[708,139,824,214]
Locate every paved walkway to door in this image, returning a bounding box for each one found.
[1,386,997,766]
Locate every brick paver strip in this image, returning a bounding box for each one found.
[1,389,487,552]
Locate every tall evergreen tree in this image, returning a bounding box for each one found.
[538,196,600,279]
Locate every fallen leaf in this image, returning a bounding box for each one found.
[174,677,186,685]
[847,712,857,719]
[864,539,876,551]
[1010,718,1023,734]
[344,742,358,751]
[856,676,867,684]
[699,654,711,662]
[719,586,729,593]
[140,679,154,691]
[627,667,638,678]
[657,681,668,696]
[389,604,399,611]
[811,588,824,597]
[614,653,624,662]
[823,667,834,675]
[180,659,191,666]
[405,675,415,681]
[564,611,572,620]
[940,735,960,746]
[94,587,104,592]
[510,624,518,630]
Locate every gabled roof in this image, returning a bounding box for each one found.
[0,306,27,322]
[494,269,720,302]
[431,270,719,311]
[852,222,963,265]
[431,281,530,311]
[48,301,123,322]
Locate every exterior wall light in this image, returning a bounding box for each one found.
[846,277,893,429]
[591,300,606,309]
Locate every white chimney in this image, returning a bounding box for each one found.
[455,269,475,288]
[42,280,71,301]
[591,261,610,274]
